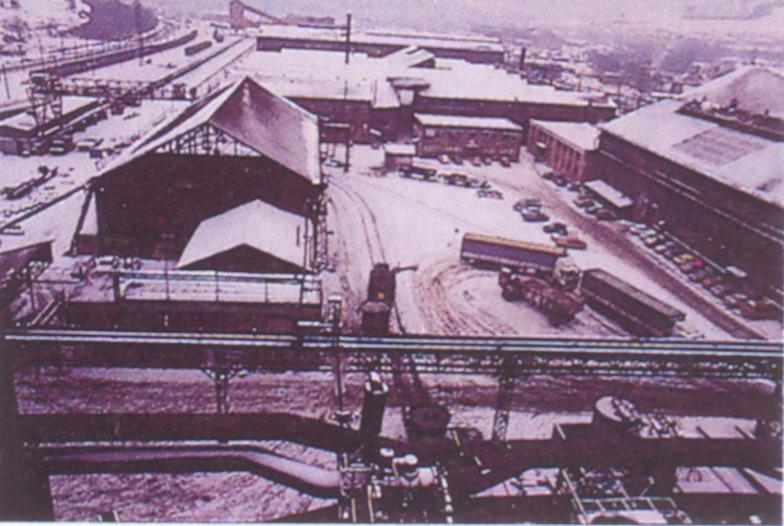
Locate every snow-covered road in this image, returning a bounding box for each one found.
[325,145,736,339]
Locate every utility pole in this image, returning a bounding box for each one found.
[134,0,144,66]
[344,14,352,65]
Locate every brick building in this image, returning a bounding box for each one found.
[414,113,523,161]
[527,120,600,181]
[597,67,784,299]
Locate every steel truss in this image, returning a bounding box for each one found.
[4,329,781,380]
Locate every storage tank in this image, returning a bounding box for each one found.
[591,396,640,437]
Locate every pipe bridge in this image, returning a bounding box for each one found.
[4,329,781,379]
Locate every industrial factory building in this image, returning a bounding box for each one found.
[231,48,616,146]
[597,67,784,298]
[0,96,101,155]
[74,76,324,270]
[527,120,600,182]
[414,113,523,161]
[254,23,506,64]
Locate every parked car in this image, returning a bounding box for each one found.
[499,156,511,167]
[478,189,503,199]
[554,234,587,250]
[585,203,602,215]
[710,283,734,298]
[701,275,724,289]
[554,174,569,187]
[688,268,713,282]
[482,156,493,166]
[521,209,549,222]
[664,247,684,260]
[438,154,450,164]
[739,298,780,320]
[678,258,705,274]
[514,198,542,211]
[680,258,704,274]
[470,157,482,167]
[443,172,470,186]
[567,181,582,192]
[655,241,677,254]
[722,292,743,309]
[542,171,556,180]
[543,222,568,235]
[643,235,666,248]
[574,196,593,209]
[673,253,694,265]
[450,154,464,165]
[596,208,617,221]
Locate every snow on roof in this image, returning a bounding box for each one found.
[103,77,322,185]
[385,143,416,156]
[584,179,633,209]
[177,199,307,271]
[229,48,603,109]
[0,96,97,132]
[255,24,504,53]
[385,46,435,68]
[530,120,600,152]
[683,66,784,118]
[599,99,784,208]
[415,113,522,131]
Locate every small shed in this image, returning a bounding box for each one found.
[384,143,416,169]
[176,199,311,274]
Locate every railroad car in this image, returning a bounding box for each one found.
[580,268,686,336]
[367,263,396,304]
[184,41,213,56]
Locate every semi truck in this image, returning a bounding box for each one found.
[580,268,686,337]
[461,233,566,277]
[499,271,584,326]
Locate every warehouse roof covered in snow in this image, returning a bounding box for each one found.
[101,76,322,185]
[177,199,308,272]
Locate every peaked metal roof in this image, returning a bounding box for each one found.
[177,199,308,271]
[101,77,322,185]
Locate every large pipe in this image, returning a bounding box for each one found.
[42,445,340,499]
[360,372,389,439]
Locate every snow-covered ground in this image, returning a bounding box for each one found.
[324,145,745,339]
[0,99,187,257]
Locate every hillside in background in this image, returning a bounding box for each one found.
[69,0,156,40]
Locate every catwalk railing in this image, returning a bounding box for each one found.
[3,329,781,379]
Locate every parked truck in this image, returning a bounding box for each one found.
[499,270,584,325]
[461,233,566,277]
[580,268,686,337]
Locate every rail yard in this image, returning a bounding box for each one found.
[0,0,782,524]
